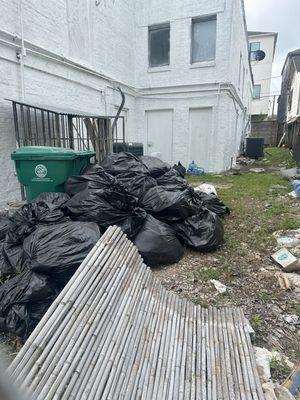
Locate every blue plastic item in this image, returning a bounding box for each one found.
[187,161,205,176]
[292,180,300,198]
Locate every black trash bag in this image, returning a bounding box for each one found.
[101,152,149,176]
[140,186,199,223]
[6,204,38,245]
[116,172,157,199]
[172,209,224,252]
[66,189,146,237]
[65,167,117,197]
[133,215,184,267]
[7,200,69,245]
[172,162,186,178]
[0,215,12,240]
[116,207,147,238]
[156,169,188,191]
[1,242,24,274]
[0,270,59,339]
[140,155,171,178]
[0,242,15,277]
[194,192,230,217]
[23,221,100,285]
[34,192,70,206]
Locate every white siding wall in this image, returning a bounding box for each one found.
[249,34,276,115]
[0,0,252,205]
[287,70,300,120]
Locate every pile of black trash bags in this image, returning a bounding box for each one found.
[0,152,229,340]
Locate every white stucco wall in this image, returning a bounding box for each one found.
[249,33,277,115]
[0,0,252,206]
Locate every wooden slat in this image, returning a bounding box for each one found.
[9,226,264,400]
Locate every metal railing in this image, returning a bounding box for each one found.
[9,99,126,162]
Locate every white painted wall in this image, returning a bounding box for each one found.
[0,0,252,206]
[249,33,277,115]
[287,69,300,121]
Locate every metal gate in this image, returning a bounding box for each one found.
[8,99,125,162]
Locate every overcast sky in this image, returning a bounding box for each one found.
[244,0,300,93]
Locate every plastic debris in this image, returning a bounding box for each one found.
[273,229,300,248]
[283,365,300,397]
[292,180,300,197]
[210,279,227,294]
[187,161,205,176]
[272,248,299,271]
[194,183,218,196]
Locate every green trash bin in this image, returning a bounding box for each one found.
[11,146,96,201]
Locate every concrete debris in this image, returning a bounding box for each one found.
[209,279,227,294]
[281,168,298,180]
[283,314,299,325]
[262,381,278,400]
[254,346,272,383]
[254,347,295,384]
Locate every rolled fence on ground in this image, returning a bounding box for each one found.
[9,226,264,400]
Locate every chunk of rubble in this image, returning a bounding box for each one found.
[209,279,227,294]
[283,314,299,325]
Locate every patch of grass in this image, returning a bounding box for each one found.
[263,147,296,168]
[259,292,273,302]
[250,314,264,332]
[196,268,221,281]
[270,356,292,382]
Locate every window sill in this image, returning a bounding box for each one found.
[148,66,171,73]
[190,61,216,69]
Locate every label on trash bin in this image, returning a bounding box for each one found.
[32,164,53,182]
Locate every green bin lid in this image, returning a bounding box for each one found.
[11,146,96,161]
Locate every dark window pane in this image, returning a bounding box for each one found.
[149,25,170,67]
[192,17,216,63]
[253,84,261,99]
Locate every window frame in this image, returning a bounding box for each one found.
[250,41,261,61]
[148,23,170,68]
[253,84,261,100]
[190,14,217,64]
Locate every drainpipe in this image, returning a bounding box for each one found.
[18,0,26,101]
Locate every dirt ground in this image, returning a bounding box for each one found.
[153,148,300,377]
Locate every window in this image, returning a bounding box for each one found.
[253,84,261,99]
[149,24,170,68]
[191,15,217,63]
[250,42,260,61]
